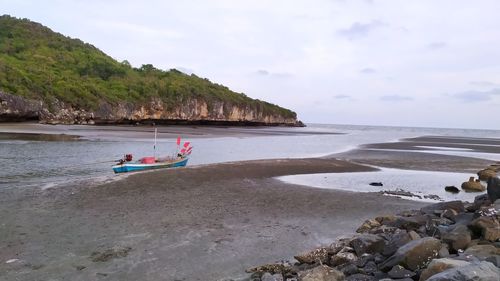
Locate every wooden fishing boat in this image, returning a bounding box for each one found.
[112,156,189,173]
[112,131,192,174]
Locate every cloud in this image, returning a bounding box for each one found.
[360,67,376,74]
[379,95,413,102]
[254,69,293,78]
[256,69,269,76]
[333,94,351,99]
[451,88,500,102]
[427,42,447,50]
[469,81,498,87]
[337,20,385,39]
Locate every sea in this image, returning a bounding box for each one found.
[1,124,500,202]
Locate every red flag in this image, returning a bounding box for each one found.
[186,147,193,154]
[180,148,186,153]
[183,141,190,148]
[176,136,181,146]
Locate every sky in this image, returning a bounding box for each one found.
[2,0,500,129]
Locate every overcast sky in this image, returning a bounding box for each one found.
[2,0,500,129]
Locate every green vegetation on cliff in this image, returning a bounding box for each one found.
[0,15,296,119]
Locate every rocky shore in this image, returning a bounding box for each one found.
[246,177,500,281]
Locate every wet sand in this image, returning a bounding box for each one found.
[334,135,500,173]
[0,158,425,281]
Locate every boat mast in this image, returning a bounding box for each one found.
[154,127,157,159]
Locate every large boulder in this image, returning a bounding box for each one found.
[419,258,470,281]
[463,245,500,259]
[382,231,411,257]
[298,265,345,281]
[487,176,500,202]
[356,219,381,233]
[461,177,485,192]
[478,168,497,181]
[440,225,471,252]
[379,237,441,271]
[469,216,500,242]
[350,234,385,256]
[426,261,499,281]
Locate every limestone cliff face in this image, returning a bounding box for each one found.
[0,92,302,126]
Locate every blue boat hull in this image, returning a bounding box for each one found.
[112,157,189,173]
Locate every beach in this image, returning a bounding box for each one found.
[1,124,499,280]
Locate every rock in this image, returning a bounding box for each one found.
[441,225,471,252]
[297,265,345,281]
[356,219,381,233]
[345,274,376,281]
[90,246,132,262]
[350,234,386,256]
[419,258,470,281]
[359,261,378,275]
[424,194,442,201]
[382,231,411,257]
[379,237,441,271]
[426,261,499,281]
[485,255,500,267]
[369,182,383,186]
[387,265,416,279]
[246,262,292,274]
[329,239,352,255]
[469,216,500,242]
[338,263,359,276]
[408,230,421,240]
[420,201,465,215]
[355,254,374,267]
[437,244,449,258]
[487,176,500,202]
[440,209,458,221]
[295,248,329,264]
[444,186,460,194]
[461,177,486,192]
[262,273,284,281]
[331,252,358,267]
[478,168,497,181]
[463,245,500,259]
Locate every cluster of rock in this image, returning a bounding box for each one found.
[458,163,499,193]
[246,178,500,281]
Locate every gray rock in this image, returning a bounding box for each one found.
[379,237,441,271]
[419,258,470,281]
[387,265,415,279]
[350,234,386,256]
[485,255,500,267]
[469,216,500,242]
[463,245,500,259]
[331,252,358,267]
[261,273,284,281]
[420,201,465,215]
[444,186,460,194]
[360,261,378,275]
[345,273,376,281]
[441,225,471,252]
[297,265,345,281]
[355,254,374,267]
[382,231,411,257]
[426,261,499,281]
[338,263,359,276]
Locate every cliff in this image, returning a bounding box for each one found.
[0,15,302,126]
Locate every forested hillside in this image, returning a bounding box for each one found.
[0,15,300,125]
